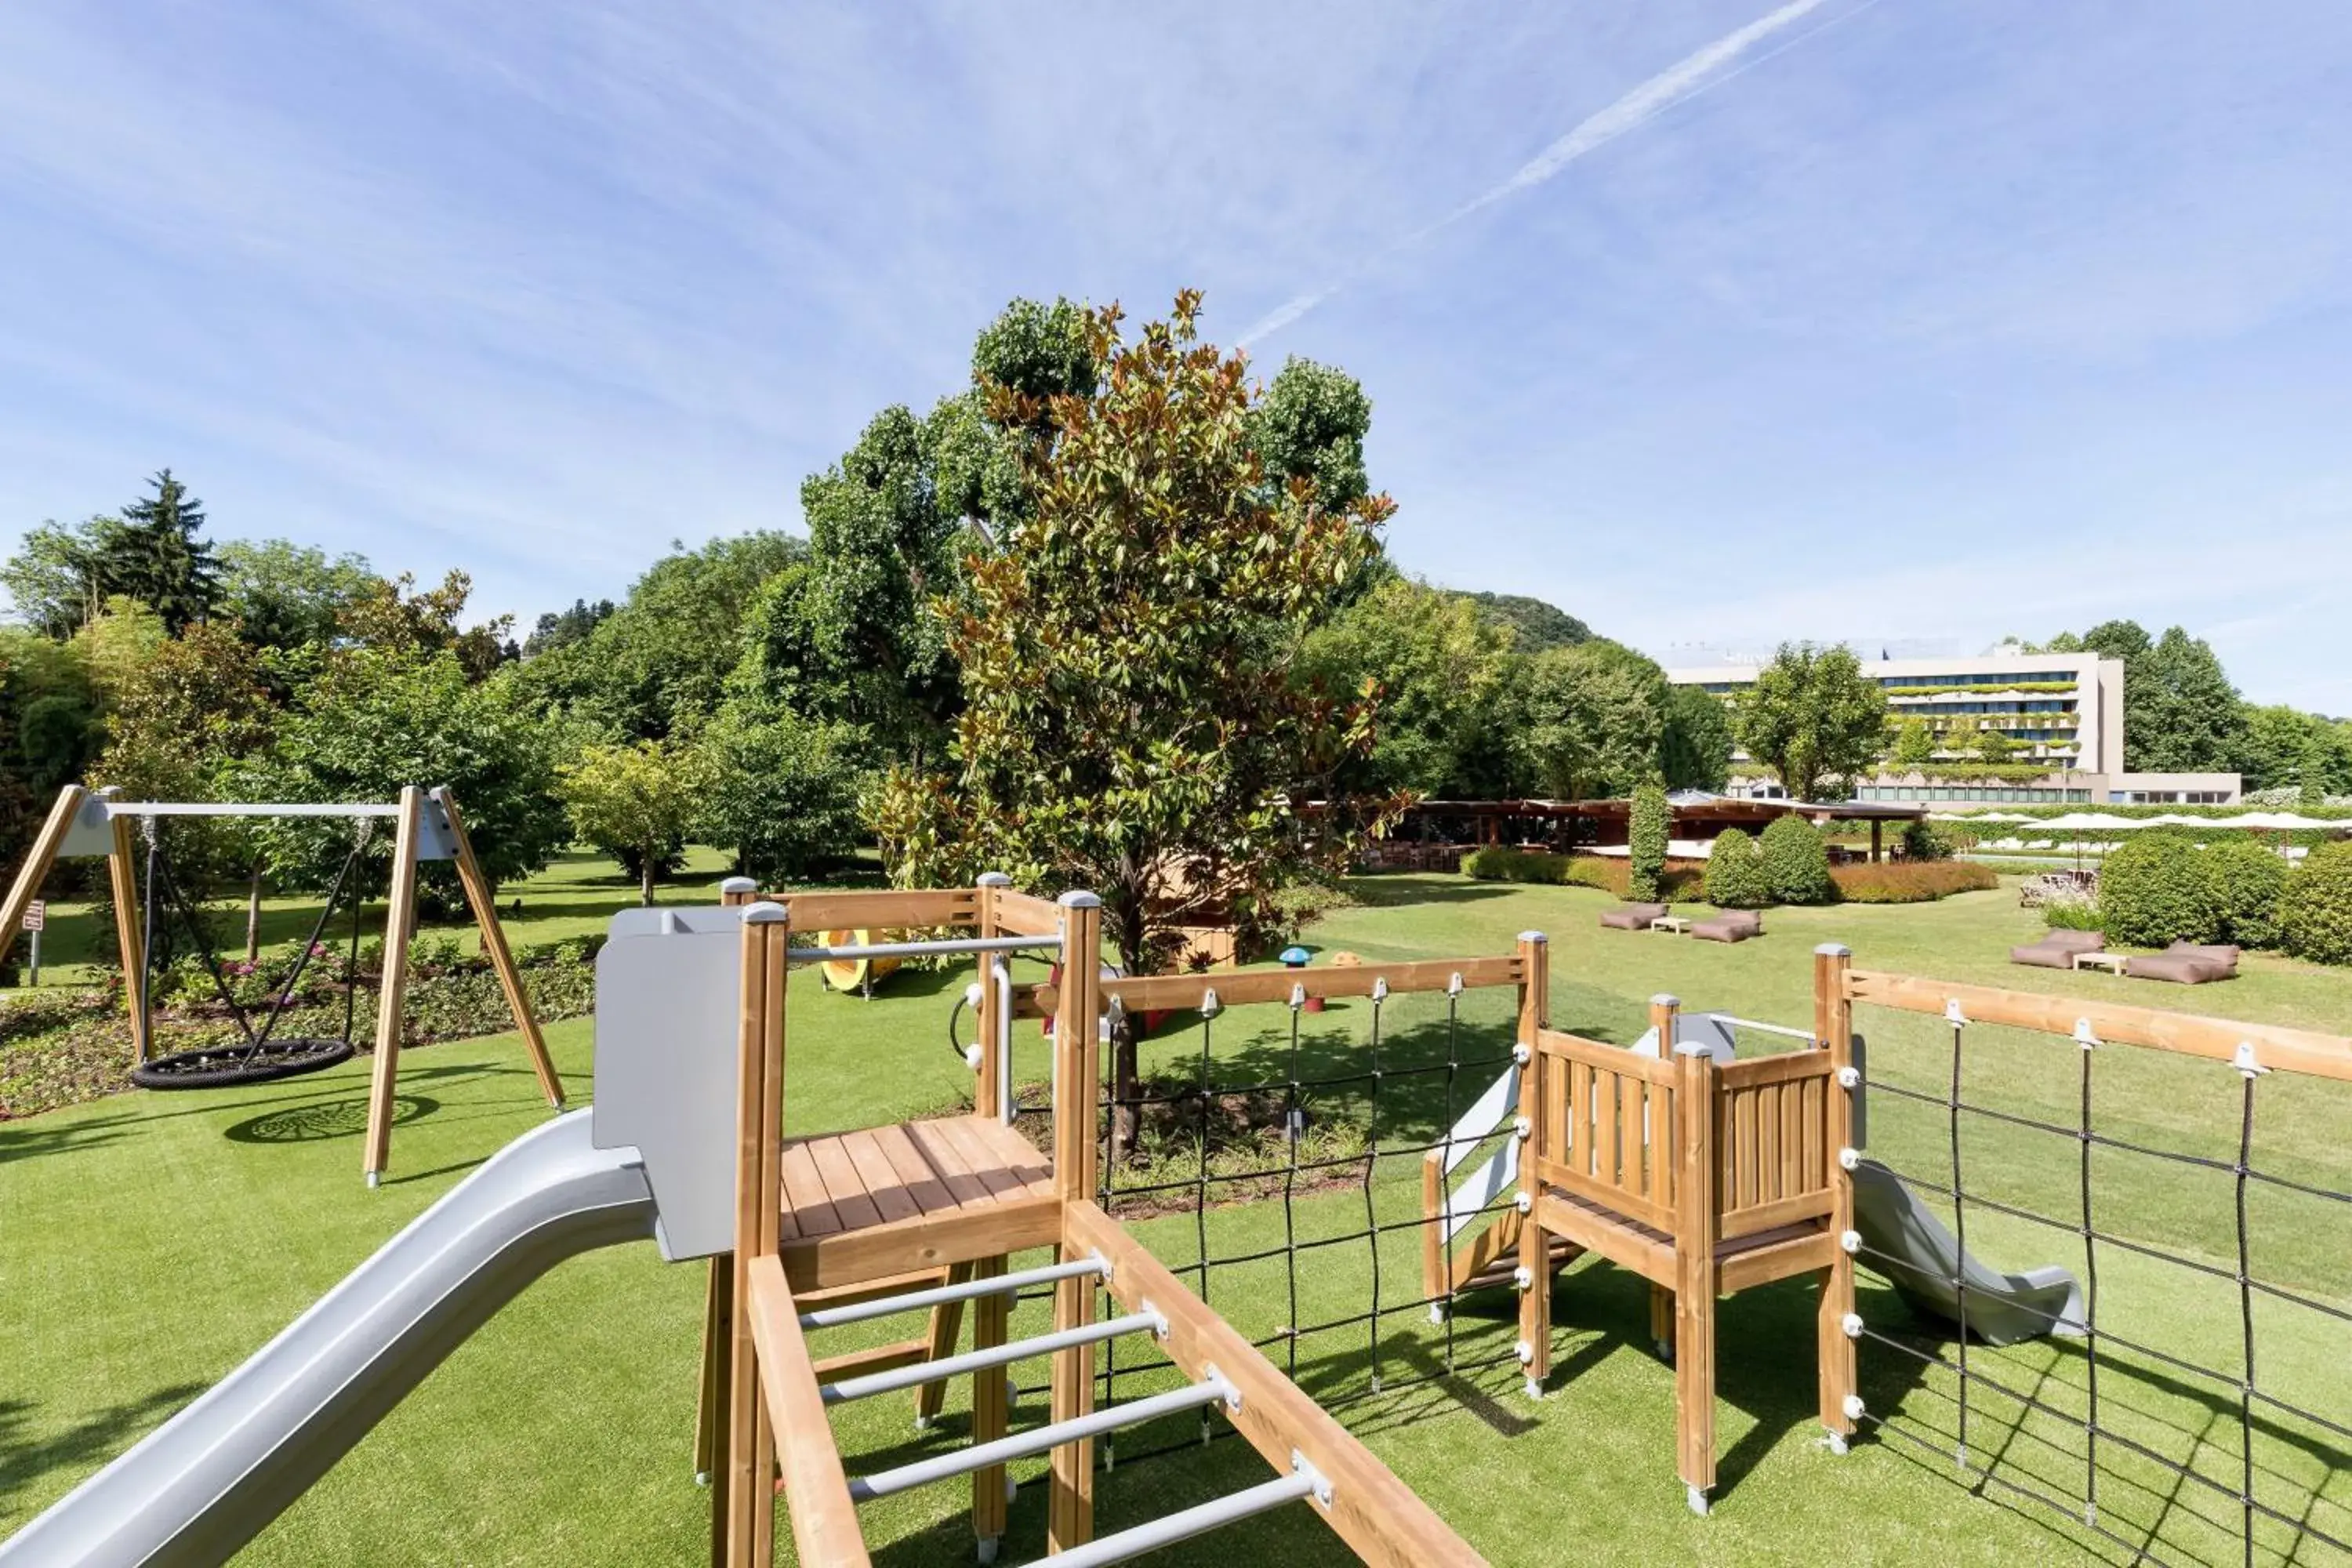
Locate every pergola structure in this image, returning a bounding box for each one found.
[1393,793,1929,862]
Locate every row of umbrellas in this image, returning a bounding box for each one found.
[1933,810,2349,832]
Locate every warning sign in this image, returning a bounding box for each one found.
[22,901,44,931]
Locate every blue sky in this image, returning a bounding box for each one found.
[2,2,2347,711]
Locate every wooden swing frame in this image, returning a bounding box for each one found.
[0,782,563,1184]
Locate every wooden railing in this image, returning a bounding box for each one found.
[743,1256,870,1568]
[1712,1050,1837,1240]
[1530,1029,1679,1234]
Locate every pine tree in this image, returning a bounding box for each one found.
[107,469,223,633]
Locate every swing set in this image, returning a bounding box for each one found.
[0,782,561,1185]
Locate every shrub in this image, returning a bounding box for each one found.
[2279,842,2352,965]
[1900,818,1955,862]
[2206,839,2288,949]
[1704,829,1769,909]
[1759,815,1836,906]
[1628,782,1669,902]
[2040,897,2105,932]
[2098,834,2223,947]
[1828,861,1998,903]
[1462,848,1701,898]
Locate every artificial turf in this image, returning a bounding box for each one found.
[2,863,2347,1564]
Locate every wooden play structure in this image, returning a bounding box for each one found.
[1423,940,1863,1515]
[0,782,561,1185]
[705,879,1487,1567]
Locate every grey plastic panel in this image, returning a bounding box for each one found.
[57,790,118,858]
[592,906,746,1261]
[1629,1012,1738,1062]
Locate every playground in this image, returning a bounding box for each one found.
[2,862,2348,1565]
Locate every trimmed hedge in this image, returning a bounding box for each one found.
[1759,815,1836,906]
[1900,819,1956,862]
[1829,861,1998,904]
[2098,835,2224,947]
[2207,838,2288,949]
[2280,842,2352,965]
[1704,829,1770,909]
[1463,848,1703,898]
[1628,783,1669,903]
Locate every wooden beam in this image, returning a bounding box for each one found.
[1816,946,1858,1444]
[969,1253,1011,1548]
[1845,969,2352,1083]
[1049,892,1102,1554]
[1535,1028,1679,1086]
[105,809,149,1065]
[1515,933,1551,1396]
[811,1337,932,1381]
[1064,1200,1490,1568]
[724,906,789,1568]
[362,786,425,1185]
[0,786,84,973]
[776,1195,1062,1294]
[913,1261,973,1425]
[1012,953,1523,1020]
[764,887,978,932]
[695,1256,731,1486]
[745,1255,873,1568]
[1532,1192,1675,1288]
[989,887,1063,936]
[434,787,563,1107]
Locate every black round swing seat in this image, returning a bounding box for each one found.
[129,1036,356,1091]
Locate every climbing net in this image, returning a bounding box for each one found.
[1849,999,2352,1568]
[985,963,1530,1472]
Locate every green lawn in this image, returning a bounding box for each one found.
[2,868,2347,1565]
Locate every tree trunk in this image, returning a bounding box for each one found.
[1109,904,1147,1171]
[640,849,655,907]
[245,860,265,964]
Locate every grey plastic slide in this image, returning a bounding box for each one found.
[0,1111,656,1567]
[1851,1156,2085,1348]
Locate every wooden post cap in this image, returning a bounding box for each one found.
[1057,891,1101,909]
[742,902,789,924]
[978,872,1014,887]
[1814,942,1852,957]
[720,876,758,895]
[1518,930,1548,944]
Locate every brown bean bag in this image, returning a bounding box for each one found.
[1599,902,1670,931]
[2163,942,2241,976]
[2010,930,2105,968]
[1690,910,1763,944]
[2123,953,2231,984]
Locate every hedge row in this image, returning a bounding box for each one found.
[1461,848,1704,898]
[1829,861,1999,903]
[2096,836,2352,962]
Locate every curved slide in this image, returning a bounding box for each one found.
[1,1112,655,1567]
[1851,1157,2085,1348]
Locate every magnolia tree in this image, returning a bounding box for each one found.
[1733,643,1887,803]
[873,292,1396,1145]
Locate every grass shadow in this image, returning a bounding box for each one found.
[223,1094,438,1145]
[0,1384,208,1529]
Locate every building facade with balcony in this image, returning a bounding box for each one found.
[1662,651,2241,808]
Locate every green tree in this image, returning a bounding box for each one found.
[216,539,379,652]
[1659,683,1733,793]
[1628,782,1670,902]
[238,650,566,895]
[2,517,119,636]
[1248,356,1373,510]
[559,736,715,905]
[1511,641,1669,799]
[1298,576,1512,797]
[1455,592,1592,653]
[107,470,222,633]
[1732,644,1888,803]
[1973,721,2018,764]
[1889,717,1936,768]
[872,292,1393,1145]
[2129,627,2243,772]
[695,699,868,881]
[523,598,616,659]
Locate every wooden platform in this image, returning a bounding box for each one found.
[1536,1185,1837,1297]
[775,1116,1061,1291]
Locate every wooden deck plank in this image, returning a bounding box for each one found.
[839,1130,923,1225]
[928,1115,1029,1198]
[901,1119,996,1207]
[870,1123,960,1214]
[807,1137,886,1232]
[965,1116,1052,1189]
[779,1142,842,1237]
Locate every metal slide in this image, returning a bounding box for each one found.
[0,1112,655,1567]
[1850,1156,2085,1348]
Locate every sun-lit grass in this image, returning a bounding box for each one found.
[3,865,2348,1564]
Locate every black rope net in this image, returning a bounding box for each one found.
[975,963,1531,1477]
[1848,1002,2352,1568]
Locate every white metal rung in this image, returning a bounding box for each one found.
[849,1376,1235,1501]
[1020,1461,1325,1568]
[800,1257,1107,1330]
[821,1311,1162,1405]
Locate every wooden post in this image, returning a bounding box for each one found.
[1515,931,1551,1399]
[106,809,151,1064]
[970,1252,1011,1552]
[696,877,758,1497]
[974,873,1011,1119]
[1048,889,1102,1555]
[1667,993,1719,1513]
[1815,943,1859,1452]
[434,787,564,1108]
[0,785,85,974]
[362,786,426,1187]
[724,901,789,1568]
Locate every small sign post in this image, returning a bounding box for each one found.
[23,899,44,986]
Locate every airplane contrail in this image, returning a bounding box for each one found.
[1239,0,1841,347]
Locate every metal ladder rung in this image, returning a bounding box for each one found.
[849,1374,1235,1501]
[1022,1455,1330,1568]
[800,1256,1106,1330]
[820,1309,1163,1405]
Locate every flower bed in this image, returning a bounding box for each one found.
[1829,861,1999,903]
